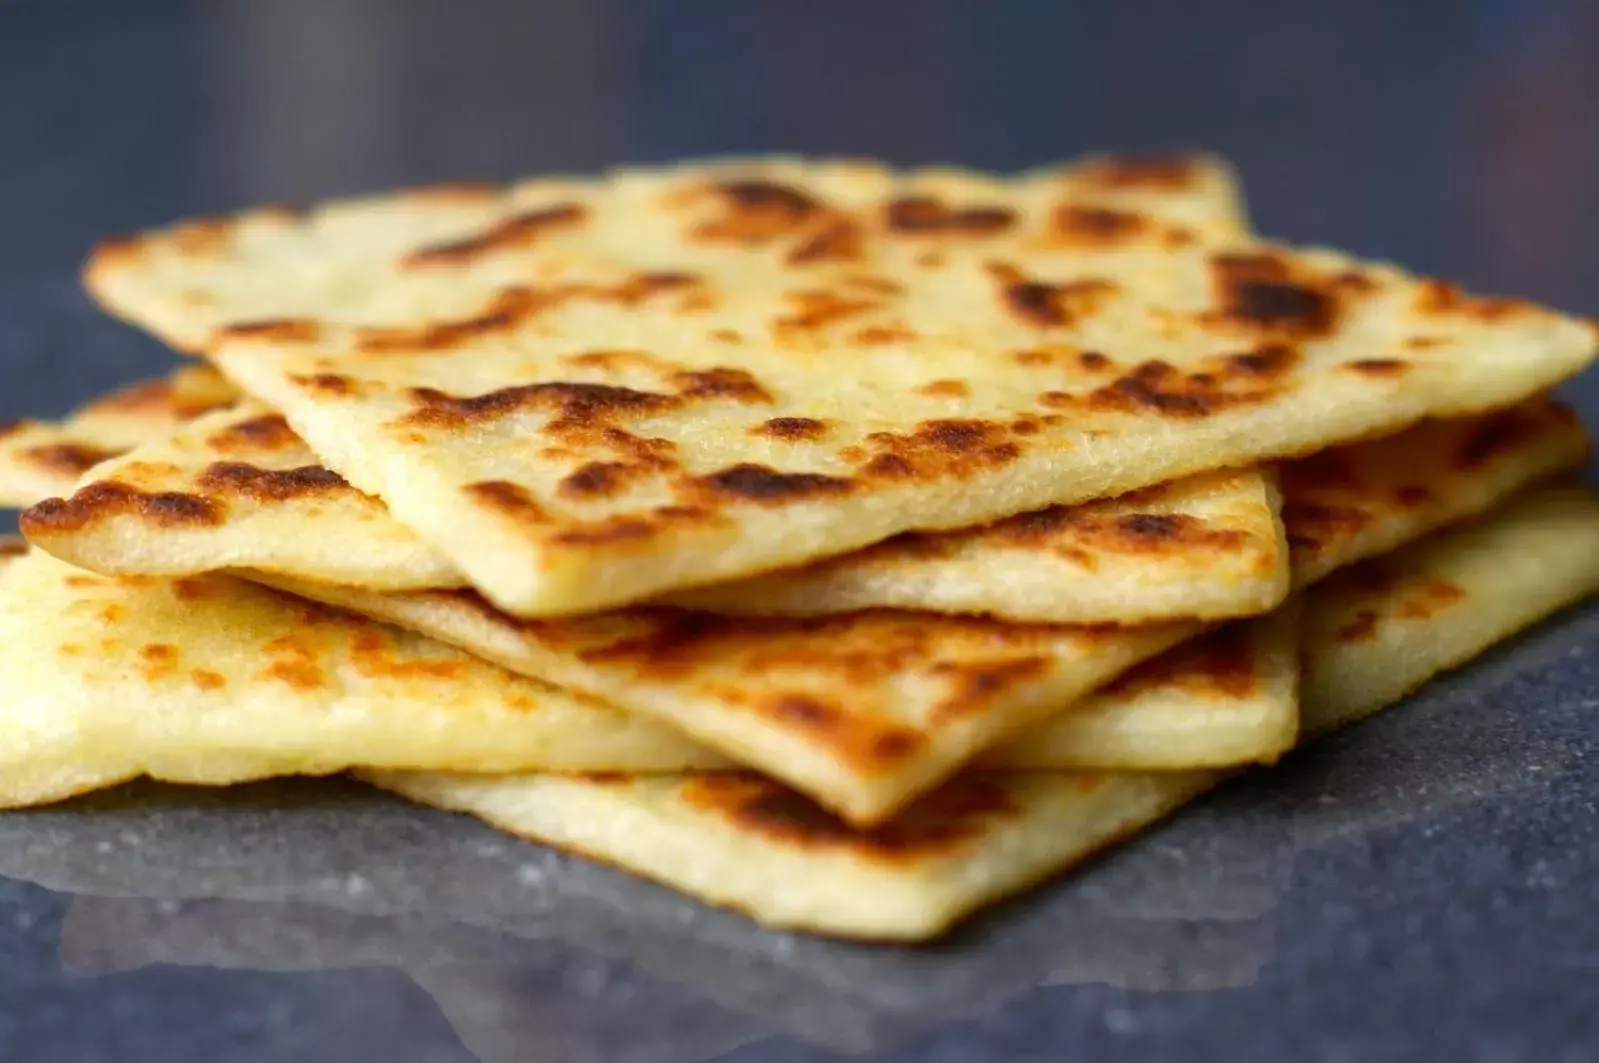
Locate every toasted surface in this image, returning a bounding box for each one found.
[0,365,238,507]
[0,549,728,809]
[984,607,1300,770]
[368,486,1599,941]
[668,469,1289,622]
[367,768,1222,941]
[246,572,1197,825]
[1302,484,1599,735]
[86,156,1588,615]
[239,400,1574,823]
[1283,394,1590,587]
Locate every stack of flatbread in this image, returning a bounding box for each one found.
[3,153,1597,941]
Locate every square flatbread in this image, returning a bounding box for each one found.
[0,546,728,809]
[0,365,238,507]
[235,397,1582,822]
[85,156,1595,615]
[369,484,1599,941]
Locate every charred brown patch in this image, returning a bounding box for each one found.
[680,773,1016,858]
[291,372,359,398]
[993,504,1249,560]
[21,442,122,476]
[989,262,1118,328]
[218,318,322,344]
[885,196,1015,235]
[1209,254,1339,336]
[1078,351,1114,372]
[697,463,854,503]
[917,379,971,399]
[557,461,633,499]
[787,217,864,264]
[138,642,182,682]
[548,516,658,547]
[348,629,469,680]
[204,414,300,453]
[1081,346,1293,419]
[197,461,349,501]
[932,656,1050,719]
[774,289,881,333]
[1396,578,1466,620]
[403,381,678,430]
[1050,205,1149,245]
[1344,358,1410,377]
[1394,484,1432,507]
[1077,152,1204,190]
[403,204,587,267]
[1334,609,1380,644]
[0,541,26,560]
[465,480,550,524]
[768,694,840,729]
[753,416,829,442]
[171,577,217,601]
[21,481,224,534]
[1454,407,1539,469]
[853,324,917,346]
[1413,279,1532,322]
[1102,624,1258,700]
[671,367,773,404]
[862,419,1023,481]
[694,179,824,245]
[1281,500,1372,557]
[191,669,227,691]
[0,420,23,440]
[260,634,326,691]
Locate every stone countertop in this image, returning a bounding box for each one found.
[3,2,1599,1060]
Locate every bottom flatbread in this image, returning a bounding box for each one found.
[369,485,1599,941]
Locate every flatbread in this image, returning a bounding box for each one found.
[668,395,1586,619]
[0,365,238,507]
[85,153,1251,353]
[369,484,1599,940]
[19,402,1288,621]
[89,158,1594,616]
[1302,483,1599,736]
[0,548,729,809]
[233,396,1578,821]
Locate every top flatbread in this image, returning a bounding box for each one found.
[85,156,1593,615]
[0,365,238,507]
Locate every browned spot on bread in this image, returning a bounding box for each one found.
[1397,579,1466,620]
[218,318,322,344]
[1454,405,1540,469]
[885,196,1015,235]
[557,461,634,500]
[81,378,227,421]
[465,480,550,524]
[694,180,824,244]
[562,349,663,372]
[853,324,917,346]
[167,215,235,255]
[1344,358,1410,377]
[1334,610,1380,643]
[680,773,1016,859]
[1413,279,1533,322]
[403,380,678,430]
[197,462,349,501]
[1281,500,1371,557]
[0,541,26,560]
[139,642,181,682]
[932,657,1050,720]
[21,482,224,534]
[768,694,839,729]
[260,634,326,690]
[753,417,829,442]
[1209,253,1340,336]
[291,372,359,398]
[191,669,226,691]
[988,262,1117,328]
[1078,351,1114,372]
[1077,152,1204,190]
[349,629,469,680]
[0,420,23,440]
[774,289,881,333]
[787,217,864,264]
[1405,336,1446,350]
[1394,484,1432,507]
[549,516,656,546]
[671,367,773,404]
[204,414,300,453]
[994,505,1250,560]
[863,419,1023,480]
[21,442,122,476]
[403,204,587,267]
[697,463,854,503]
[1079,345,1296,419]
[1101,624,1258,700]
[1050,205,1149,245]
[171,577,217,601]
[917,379,971,399]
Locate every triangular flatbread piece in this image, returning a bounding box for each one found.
[369,485,1599,940]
